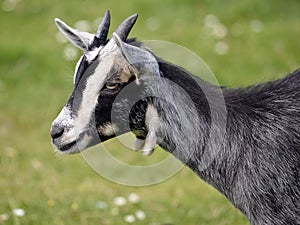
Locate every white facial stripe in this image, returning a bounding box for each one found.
[74,61,110,132]
[74,40,120,133]
[74,47,103,84]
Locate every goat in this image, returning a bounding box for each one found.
[50,10,300,225]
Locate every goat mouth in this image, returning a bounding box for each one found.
[53,129,100,154]
[54,132,87,153]
[59,140,78,152]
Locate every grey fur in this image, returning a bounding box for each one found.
[149,61,300,225]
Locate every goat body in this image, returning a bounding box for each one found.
[153,61,300,225]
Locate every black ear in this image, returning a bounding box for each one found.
[55,18,93,51]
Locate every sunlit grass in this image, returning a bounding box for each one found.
[0,0,299,224]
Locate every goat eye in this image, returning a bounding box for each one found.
[105,83,119,90]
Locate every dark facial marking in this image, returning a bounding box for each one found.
[67,57,101,118]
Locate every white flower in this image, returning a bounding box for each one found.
[95,201,107,209]
[204,14,219,29]
[128,193,140,203]
[113,196,127,206]
[13,208,25,217]
[124,214,136,223]
[203,14,227,39]
[135,210,146,220]
[212,24,228,39]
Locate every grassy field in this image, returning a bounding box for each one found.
[0,0,299,224]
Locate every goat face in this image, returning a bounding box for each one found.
[50,11,160,154]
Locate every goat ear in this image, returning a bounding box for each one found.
[55,18,93,51]
[113,33,160,76]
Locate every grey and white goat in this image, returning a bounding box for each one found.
[50,11,300,225]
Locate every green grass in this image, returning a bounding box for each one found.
[0,0,299,224]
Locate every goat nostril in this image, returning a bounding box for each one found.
[50,125,64,140]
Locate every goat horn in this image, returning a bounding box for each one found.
[115,13,138,41]
[91,10,111,48]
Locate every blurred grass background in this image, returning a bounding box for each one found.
[0,0,299,224]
